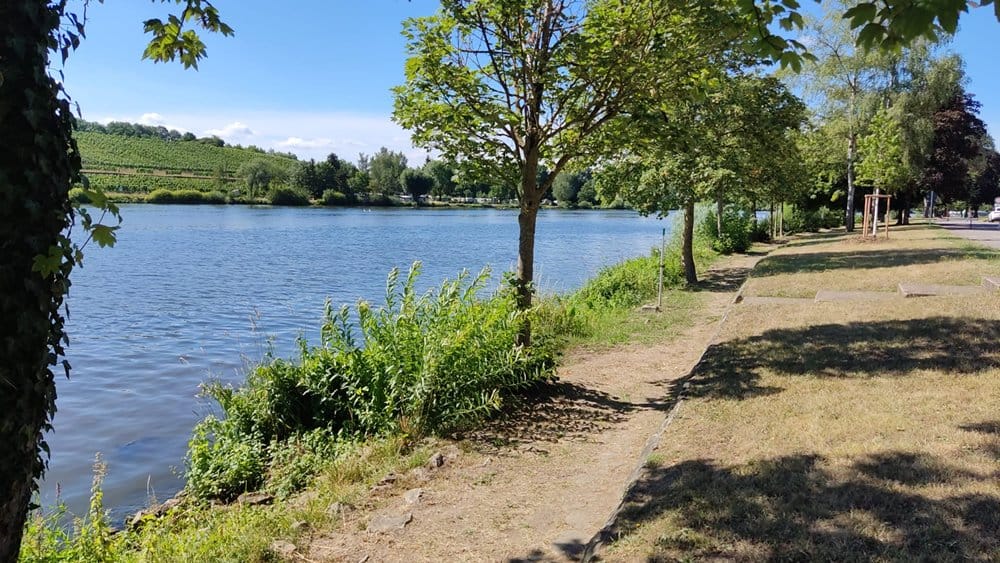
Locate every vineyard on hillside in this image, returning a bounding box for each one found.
[76,131,300,193]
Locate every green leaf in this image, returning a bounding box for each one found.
[843,3,877,28]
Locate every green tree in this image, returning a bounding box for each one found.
[368,147,408,195]
[423,159,457,198]
[394,0,743,341]
[399,168,435,201]
[552,171,590,208]
[238,158,288,199]
[599,74,804,283]
[292,159,322,198]
[857,106,908,195]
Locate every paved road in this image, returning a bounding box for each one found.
[935,218,1000,250]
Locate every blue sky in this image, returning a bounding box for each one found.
[60,1,999,164]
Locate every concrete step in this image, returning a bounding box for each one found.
[739,296,814,305]
[898,283,986,298]
[814,290,899,302]
[983,277,1000,291]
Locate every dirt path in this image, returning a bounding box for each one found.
[305,253,766,562]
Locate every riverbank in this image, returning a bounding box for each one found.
[21,208,728,560]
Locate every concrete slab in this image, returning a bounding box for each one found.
[983,277,1000,291]
[814,290,899,302]
[898,283,986,298]
[739,296,814,305]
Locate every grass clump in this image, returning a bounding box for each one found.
[146,188,227,204]
[185,263,552,500]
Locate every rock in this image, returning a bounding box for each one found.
[237,491,274,506]
[407,467,430,481]
[291,520,308,531]
[403,488,423,504]
[427,452,445,469]
[367,512,413,533]
[327,501,352,517]
[126,497,183,529]
[269,540,297,558]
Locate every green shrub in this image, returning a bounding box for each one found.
[698,208,753,254]
[752,218,772,242]
[574,252,660,310]
[321,189,352,206]
[147,188,227,204]
[267,185,310,206]
[185,264,553,499]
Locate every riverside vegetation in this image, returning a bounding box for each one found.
[19,206,790,561]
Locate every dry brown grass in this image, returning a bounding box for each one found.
[603,222,1000,562]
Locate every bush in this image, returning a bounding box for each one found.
[321,190,352,206]
[185,264,553,499]
[267,185,310,206]
[698,208,754,254]
[782,205,842,234]
[147,188,227,204]
[68,187,91,204]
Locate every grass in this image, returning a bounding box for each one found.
[604,221,1000,562]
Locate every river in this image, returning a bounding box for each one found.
[40,204,669,520]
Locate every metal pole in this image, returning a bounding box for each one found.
[872,189,880,237]
[657,227,665,310]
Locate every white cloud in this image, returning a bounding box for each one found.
[204,121,256,140]
[138,112,166,126]
[277,137,335,150]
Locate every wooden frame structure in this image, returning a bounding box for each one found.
[861,193,892,239]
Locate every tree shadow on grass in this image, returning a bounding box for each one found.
[695,265,753,293]
[752,246,1000,277]
[679,316,1000,401]
[460,381,637,452]
[607,452,1000,561]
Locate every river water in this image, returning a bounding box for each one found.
[40,204,668,519]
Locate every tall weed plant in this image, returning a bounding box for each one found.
[186,263,552,499]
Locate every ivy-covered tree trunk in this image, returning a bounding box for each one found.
[0,3,79,559]
[682,201,698,285]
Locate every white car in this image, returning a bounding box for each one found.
[989,206,1000,222]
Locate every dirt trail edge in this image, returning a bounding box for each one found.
[307,251,769,563]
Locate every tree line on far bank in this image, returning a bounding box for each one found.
[246,148,608,208]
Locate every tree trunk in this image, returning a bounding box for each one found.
[1,4,78,559]
[846,132,857,231]
[515,141,542,347]
[516,204,538,346]
[716,188,724,237]
[682,201,697,285]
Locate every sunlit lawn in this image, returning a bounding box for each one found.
[605,222,1000,561]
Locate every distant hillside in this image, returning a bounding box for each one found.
[75,130,300,193]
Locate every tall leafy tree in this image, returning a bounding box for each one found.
[856,106,908,195]
[399,168,435,200]
[368,147,408,195]
[394,0,745,341]
[599,73,804,283]
[919,91,989,206]
[792,3,897,230]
